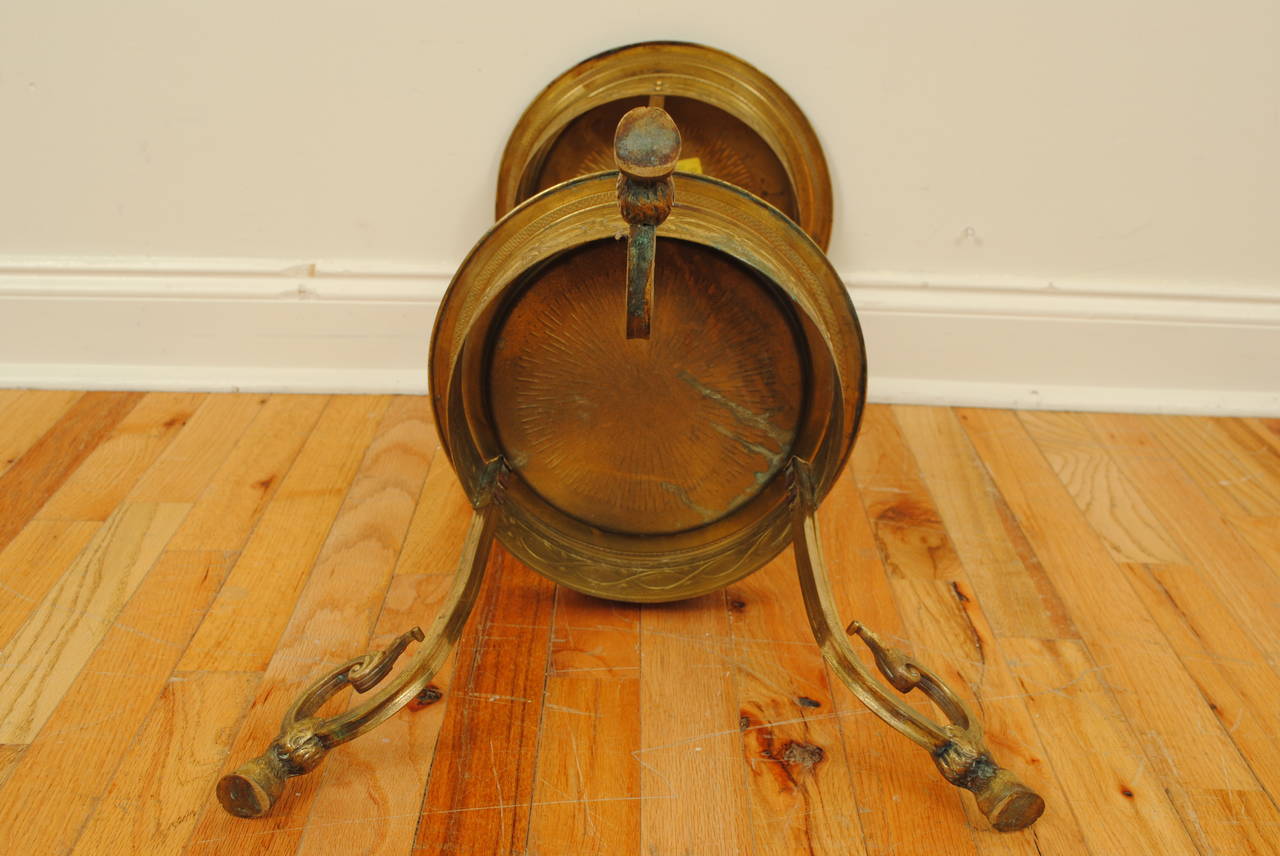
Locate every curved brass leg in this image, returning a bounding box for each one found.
[216,467,502,818]
[790,460,1044,832]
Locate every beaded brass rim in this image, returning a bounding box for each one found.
[495,41,834,248]
[432,171,864,602]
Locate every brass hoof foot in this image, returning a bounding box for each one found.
[974,767,1045,832]
[217,754,287,819]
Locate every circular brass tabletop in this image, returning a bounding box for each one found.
[488,238,804,535]
[497,41,832,247]
[431,172,865,602]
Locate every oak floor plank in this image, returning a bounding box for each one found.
[183,395,435,856]
[1083,412,1280,665]
[0,389,83,477]
[525,589,642,856]
[0,388,23,417]
[394,449,473,578]
[71,670,262,856]
[891,406,1075,640]
[0,549,235,854]
[0,501,189,743]
[128,393,268,503]
[1149,414,1280,517]
[1247,417,1280,455]
[414,547,556,856]
[0,390,143,552]
[1121,562,1280,812]
[962,408,1268,854]
[177,395,391,673]
[636,587,755,856]
[296,444,485,856]
[1000,637,1200,855]
[0,517,101,648]
[165,393,328,553]
[35,392,204,521]
[1017,410,1186,564]
[0,745,22,790]
[1226,514,1280,572]
[1203,416,1280,502]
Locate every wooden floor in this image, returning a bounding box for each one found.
[1,391,1279,854]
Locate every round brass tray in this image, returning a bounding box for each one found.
[496,41,833,247]
[431,171,864,602]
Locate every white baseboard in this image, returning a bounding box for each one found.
[0,258,1276,415]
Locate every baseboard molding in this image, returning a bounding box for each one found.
[1,258,1276,415]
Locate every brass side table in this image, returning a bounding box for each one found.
[216,41,1044,834]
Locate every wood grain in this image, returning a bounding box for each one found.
[525,590,641,856]
[966,408,1269,854]
[176,395,391,672]
[0,549,235,854]
[128,393,268,503]
[394,447,473,577]
[0,518,101,647]
[0,501,188,743]
[0,745,22,790]
[165,392,327,552]
[414,546,556,856]
[70,671,261,856]
[637,595,753,855]
[0,389,82,476]
[1146,414,1280,517]
[0,391,142,551]
[999,637,1199,855]
[0,393,1278,855]
[35,392,204,521]
[1082,412,1280,664]
[891,405,1075,640]
[1016,410,1185,564]
[725,553,870,856]
[818,461,979,856]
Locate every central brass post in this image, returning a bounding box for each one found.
[613,106,680,339]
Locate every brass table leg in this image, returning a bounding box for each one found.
[216,466,502,818]
[790,460,1044,832]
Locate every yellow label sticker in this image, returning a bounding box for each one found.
[675,157,704,175]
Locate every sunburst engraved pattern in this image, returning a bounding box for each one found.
[535,96,798,218]
[487,239,804,535]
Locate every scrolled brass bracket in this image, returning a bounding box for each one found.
[789,458,1044,832]
[216,626,425,817]
[216,459,505,818]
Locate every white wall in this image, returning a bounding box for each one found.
[2,1,1278,412]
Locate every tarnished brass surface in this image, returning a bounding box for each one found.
[217,50,1044,834]
[496,41,832,246]
[433,169,864,602]
[614,105,680,338]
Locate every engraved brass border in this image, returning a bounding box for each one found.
[495,41,834,248]
[430,171,865,602]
